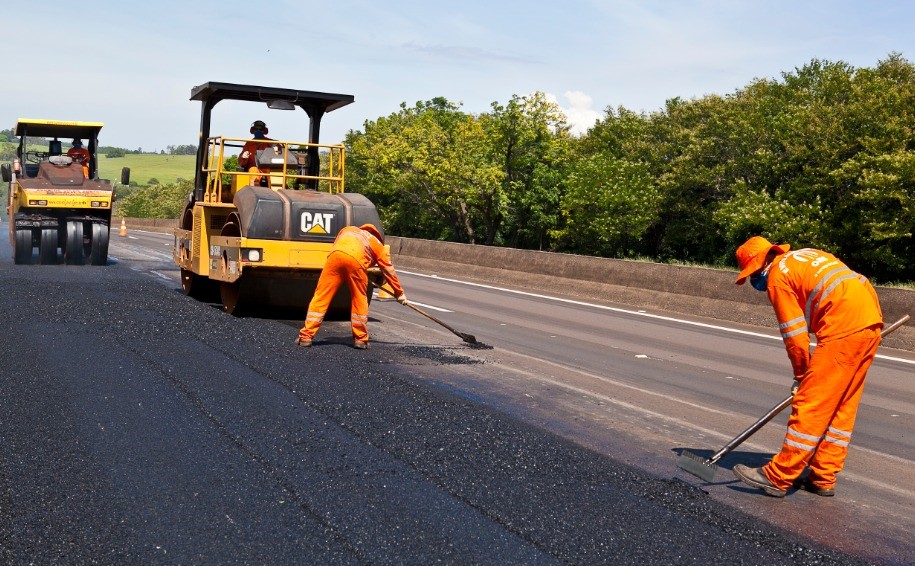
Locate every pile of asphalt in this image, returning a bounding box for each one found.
[0,261,869,564]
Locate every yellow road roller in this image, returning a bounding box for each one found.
[173,82,385,316]
[2,119,129,265]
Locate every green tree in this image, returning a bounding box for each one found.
[484,92,572,249]
[555,154,660,257]
[348,98,503,244]
[115,180,193,218]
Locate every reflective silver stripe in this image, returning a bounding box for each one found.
[804,265,858,320]
[823,436,850,447]
[827,426,852,438]
[788,426,823,443]
[816,273,858,309]
[779,316,805,329]
[352,315,368,322]
[782,326,808,339]
[785,438,817,451]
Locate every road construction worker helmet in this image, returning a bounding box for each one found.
[250,120,268,135]
[735,236,790,285]
[360,223,384,243]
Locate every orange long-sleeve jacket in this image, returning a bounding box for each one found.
[331,226,404,297]
[238,137,274,171]
[766,248,882,378]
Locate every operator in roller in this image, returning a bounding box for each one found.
[238,120,274,182]
[732,236,883,498]
[296,224,407,349]
[66,139,91,178]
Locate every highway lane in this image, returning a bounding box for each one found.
[0,224,909,563]
[113,228,915,564]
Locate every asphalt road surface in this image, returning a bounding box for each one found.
[0,224,912,564]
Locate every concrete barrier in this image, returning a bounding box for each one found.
[117,217,177,234]
[386,236,915,352]
[120,219,914,351]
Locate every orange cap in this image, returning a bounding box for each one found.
[360,223,384,243]
[735,236,790,285]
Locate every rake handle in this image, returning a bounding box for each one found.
[379,283,464,336]
[709,313,909,465]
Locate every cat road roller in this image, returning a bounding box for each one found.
[173,82,385,316]
[2,119,129,265]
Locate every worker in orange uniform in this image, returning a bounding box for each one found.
[296,224,407,349]
[66,139,91,178]
[732,236,883,498]
[238,120,274,183]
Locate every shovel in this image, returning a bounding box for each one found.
[677,313,910,482]
[379,284,478,344]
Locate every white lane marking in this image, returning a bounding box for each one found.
[371,292,452,312]
[409,301,451,312]
[150,271,172,281]
[399,270,915,366]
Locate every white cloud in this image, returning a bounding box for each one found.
[546,91,604,136]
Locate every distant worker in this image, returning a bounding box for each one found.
[732,236,883,498]
[238,120,274,182]
[66,139,91,177]
[296,224,407,350]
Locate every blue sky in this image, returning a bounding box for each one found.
[4,1,914,151]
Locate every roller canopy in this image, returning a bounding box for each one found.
[14,119,103,139]
[190,82,354,114]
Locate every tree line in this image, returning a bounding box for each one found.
[346,54,915,283]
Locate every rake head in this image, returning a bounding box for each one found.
[677,450,719,482]
[455,330,477,344]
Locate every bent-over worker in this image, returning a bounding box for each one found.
[296,224,407,349]
[732,236,883,498]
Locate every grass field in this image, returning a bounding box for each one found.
[98,154,196,186]
[2,142,197,187]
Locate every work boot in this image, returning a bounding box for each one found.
[354,341,369,350]
[799,477,835,497]
[733,464,786,498]
[294,337,312,348]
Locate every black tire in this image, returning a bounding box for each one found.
[180,268,220,302]
[220,281,245,316]
[14,229,33,264]
[39,228,57,265]
[219,218,246,315]
[64,221,85,265]
[89,223,109,266]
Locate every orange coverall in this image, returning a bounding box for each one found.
[298,226,404,345]
[66,147,91,178]
[762,247,883,491]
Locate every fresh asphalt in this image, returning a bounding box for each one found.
[0,227,875,564]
